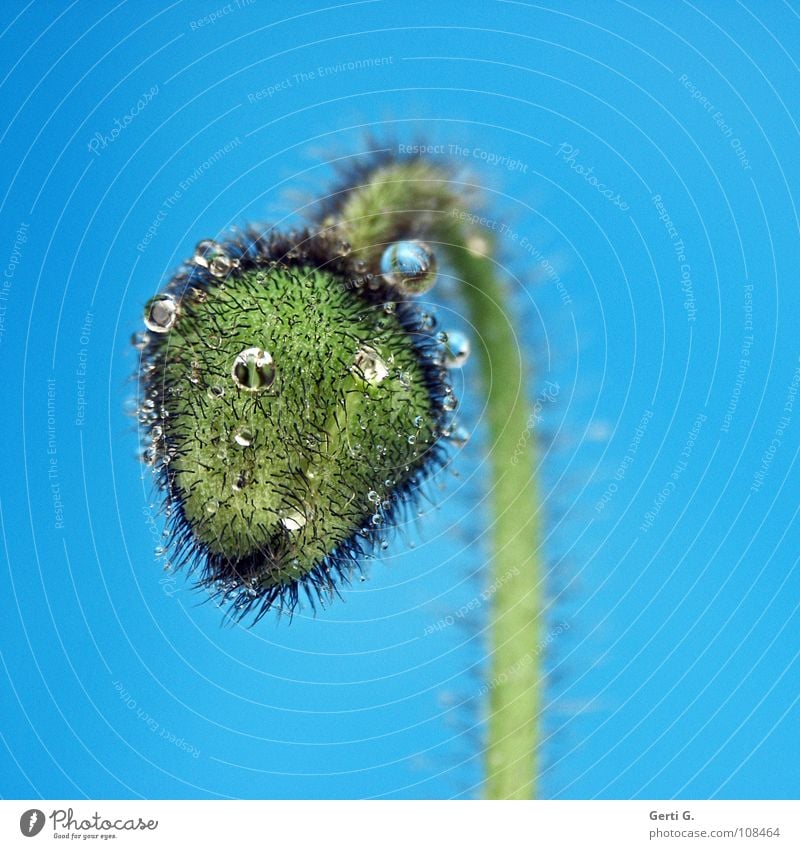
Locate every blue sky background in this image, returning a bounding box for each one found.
[1,0,798,799]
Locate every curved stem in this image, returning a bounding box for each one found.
[328,164,543,799]
[445,239,542,800]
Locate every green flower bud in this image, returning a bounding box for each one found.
[137,230,451,620]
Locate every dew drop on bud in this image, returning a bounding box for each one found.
[144,295,178,333]
[380,240,437,295]
[233,426,253,447]
[193,240,233,278]
[281,509,307,532]
[209,253,232,278]
[352,345,388,385]
[231,347,276,392]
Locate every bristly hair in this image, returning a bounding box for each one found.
[137,225,453,624]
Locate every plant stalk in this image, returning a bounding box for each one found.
[444,239,542,800]
[331,165,543,799]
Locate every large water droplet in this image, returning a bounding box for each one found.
[444,330,471,368]
[380,240,437,295]
[231,347,276,392]
[352,345,388,385]
[144,295,177,333]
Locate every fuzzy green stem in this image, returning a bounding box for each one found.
[331,164,543,799]
[444,238,542,800]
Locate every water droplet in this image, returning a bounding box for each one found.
[380,241,437,295]
[419,312,437,331]
[193,240,233,278]
[281,509,307,532]
[352,345,388,385]
[131,331,150,349]
[231,347,276,392]
[413,415,424,428]
[188,286,208,303]
[234,427,253,447]
[443,390,458,412]
[367,490,380,503]
[209,253,232,278]
[449,424,470,447]
[207,384,225,400]
[205,500,219,514]
[383,301,397,314]
[371,513,383,526]
[231,472,247,491]
[144,295,178,333]
[407,434,416,444]
[444,330,471,368]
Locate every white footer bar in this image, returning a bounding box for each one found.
[3,800,797,848]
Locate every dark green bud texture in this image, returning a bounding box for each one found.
[137,221,455,620]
